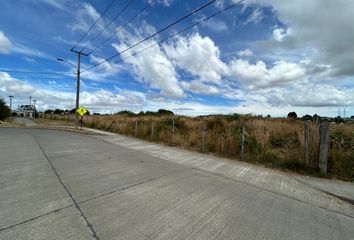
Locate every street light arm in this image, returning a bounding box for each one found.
[56,58,77,68]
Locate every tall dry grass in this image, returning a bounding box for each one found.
[41,113,354,181]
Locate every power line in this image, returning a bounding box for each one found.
[72,0,118,51]
[81,0,217,74]
[80,0,135,53]
[88,0,154,55]
[82,0,245,77]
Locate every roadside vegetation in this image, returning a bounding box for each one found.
[0,98,10,121]
[39,109,354,181]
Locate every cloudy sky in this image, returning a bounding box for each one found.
[0,0,353,117]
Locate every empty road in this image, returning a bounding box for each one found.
[0,128,353,240]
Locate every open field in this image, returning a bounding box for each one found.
[40,114,354,181]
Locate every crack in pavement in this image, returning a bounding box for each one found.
[33,135,100,240]
[0,204,73,232]
[0,171,168,233]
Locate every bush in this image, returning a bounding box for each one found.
[0,99,10,120]
[287,112,297,119]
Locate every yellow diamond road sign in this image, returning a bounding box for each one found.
[76,106,88,116]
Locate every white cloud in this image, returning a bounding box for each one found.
[237,48,253,57]
[181,80,221,95]
[151,0,174,7]
[265,83,354,107]
[112,26,184,97]
[0,31,12,54]
[244,7,263,25]
[272,27,292,42]
[250,0,354,77]
[85,55,123,81]
[67,2,108,39]
[36,0,67,11]
[0,71,147,113]
[204,18,228,32]
[164,33,228,84]
[228,59,306,89]
[23,57,37,63]
[12,43,51,59]
[0,72,36,94]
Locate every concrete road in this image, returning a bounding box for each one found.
[0,128,353,240]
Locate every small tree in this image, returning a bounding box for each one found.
[44,109,53,114]
[53,109,64,114]
[157,109,174,115]
[0,98,10,121]
[301,114,313,121]
[287,111,297,119]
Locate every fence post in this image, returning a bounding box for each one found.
[304,121,309,164]
[151,121,154,139]
[201,123,205,152]
[319,122,330,173]
[240,125,245,160]
[135,120,138,137]
[172,119,175,145]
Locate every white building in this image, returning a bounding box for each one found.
[17,105,35,118]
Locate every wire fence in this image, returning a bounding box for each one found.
[41,114,354,180]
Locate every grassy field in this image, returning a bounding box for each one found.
[41,113,354,181]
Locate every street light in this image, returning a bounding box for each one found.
[57,57,80,127]
[57,58,76,68]
[8,96,14,120]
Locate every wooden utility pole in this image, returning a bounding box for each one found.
[240,125,245,160]
[172,119,175,145]
[70,49,89,127]
[135,120,138,137]
[201,124,205,152]
[319,122,330,173]
[304,121,309,164]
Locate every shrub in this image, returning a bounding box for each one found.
[0,99,10,120]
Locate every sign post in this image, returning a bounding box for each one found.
[76,106,88,130]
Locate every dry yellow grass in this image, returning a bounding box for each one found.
[41,113,354,181]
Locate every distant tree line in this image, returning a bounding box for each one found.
[116,109,174,117]
[44,108,90,115]
[41,107,354,122]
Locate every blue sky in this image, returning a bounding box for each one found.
[0,0,353,117]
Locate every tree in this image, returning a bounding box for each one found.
[53,109,64,114]
[157,109,174,115]
[117,110,135,116]
[301,114,313,121]
[287,112,297,119]
[0,98,10,121]
[44,109,53,114]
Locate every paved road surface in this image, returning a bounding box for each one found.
[0,128,353,240]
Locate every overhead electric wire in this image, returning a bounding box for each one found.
[79,0,135,53]
[81,0,217,74]
[81,0,245,77]
[88,0,154,55]
[72,0,117,51]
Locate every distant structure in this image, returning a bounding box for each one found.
[17,105,36,118]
